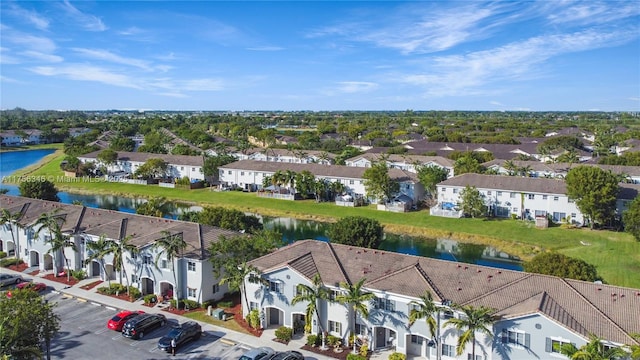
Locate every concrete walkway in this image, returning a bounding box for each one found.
[1,267,342,360]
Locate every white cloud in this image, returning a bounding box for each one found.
[157,92,188,98]
[336,81,378,93]
[6,3,50,30]
[398,28,638,96]
[60,0,107,31]
[29,65,140,89]
[546,1,640,26]
[1,27,57,53]
[0,75,22,83]
[72,48,167,72]
[20,51,63,63]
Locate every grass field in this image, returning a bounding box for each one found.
[4,148,640,289]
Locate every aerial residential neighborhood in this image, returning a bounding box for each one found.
[1,1,640,360]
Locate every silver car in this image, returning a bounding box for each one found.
[239,347,275,360]
[0,273,23,287]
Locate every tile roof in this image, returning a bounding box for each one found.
[79,150,204,167]
[346,153,454,168]
[437,173,568,194]
[248,240,640,345]
[220,160,417,182]
[0,195,239,260]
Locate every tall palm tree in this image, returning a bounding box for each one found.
[111,235,139,295]
[559,334,628,360]
[219,261,260,315]
[154,231,187,306]
[291,273,329,335]
[408,291,439,339]
[444,304,498,359]
[335,278,376,354]
[0,208,23,260]
[503,160,517,176]
[135,196,172,218]
[34,210,76,282]
[85,235,114,286]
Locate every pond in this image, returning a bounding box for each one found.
[0,149,523,270]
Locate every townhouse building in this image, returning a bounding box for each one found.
[243,239,640,360]
[483,160,640,184]
[0,195,239,304]
[345,154,454,177]
[218,160,423,205]
[0,129,43,146]
[433,173,638,224]
[78,150,206,182]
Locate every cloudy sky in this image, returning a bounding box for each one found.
[1,1,639,111]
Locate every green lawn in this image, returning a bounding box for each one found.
[5,149,640,289]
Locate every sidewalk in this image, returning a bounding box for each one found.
[1,267,335,360]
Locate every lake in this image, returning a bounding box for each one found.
[0,149,522,270]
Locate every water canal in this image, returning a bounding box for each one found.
[0,149,522,270]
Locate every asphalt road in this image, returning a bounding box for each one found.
[44,292,251,360]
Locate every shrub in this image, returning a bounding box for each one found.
[306,334,319,346]
[128,286,141,300]
[275,326,293,343]
[327,335,341,347]
[388,353,405,360]
[217,300,233,308]
[183,299,200,309]
[246,309,260,329]
[347,354,366,360]
[202,299,215,309]
[0,258,23,267]
[71,269,87,280]
[359,344,368,357]
[96,286,109,294]
[0,251,7,259]
[143,294,157,305]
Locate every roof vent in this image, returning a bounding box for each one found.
[457,287,462,291]
[477,269,482,273]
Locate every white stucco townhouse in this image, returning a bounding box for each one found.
[345,154,455,177]
[78,150,206,182]
[218,160,424,205]
[0,195,240,305]
[243,239,640,360]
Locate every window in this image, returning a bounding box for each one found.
[546,338,571,353]
[131,274,137,283]
[241,171,245,176]
[411,335,423,344]
[453,188,458,194]
[191,167,195,171]
[187,261,196,272]
[160,259,168,269]
[249,301,259,311]
[571,213,576,218]
[269,280,282,293]
[553,196,559,201]
[497,191,502,196]
[442,309,454,320]
[212,284,219,294]
[187,288,196,298]
[349,180,354,185]
[442,344,455,357]
[528,194,535,200]
[375,298,395,312]
[143,255,152,265]
[542,195,548,200]
[180,166,184,170]
[328,320,342,334]
[467,355,483,360]
[228,170,232,175]
[355,323,367,336]
[487,191,492,196]
[328,289,340,301]
[502,329,530,348]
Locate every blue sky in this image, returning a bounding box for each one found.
[1,1,639,111]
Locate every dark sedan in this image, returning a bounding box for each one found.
[122,313,166,339]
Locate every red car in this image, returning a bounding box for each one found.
[107,310,145,332]
[6,282,47,298]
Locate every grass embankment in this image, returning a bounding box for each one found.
[5,149,640,289]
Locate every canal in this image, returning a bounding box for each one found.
[1,149,522,270]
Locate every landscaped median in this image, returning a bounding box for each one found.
[4,148,640,289]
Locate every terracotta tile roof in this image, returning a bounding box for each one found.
[248,240,640,345]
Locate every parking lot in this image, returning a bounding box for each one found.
[45,292,251,360]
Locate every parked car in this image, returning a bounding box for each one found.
[157,321,202,352]
[239,346,275,360]
[270,351,304,360]
[107,310,145,332]
[0,274,23,287]
[121,313,166,339]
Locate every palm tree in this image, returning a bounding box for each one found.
[135,196,172,218]
[444,304,498,359]
[111,235,139,295]
[628,333,640,360]
[219,261,260,316]
[291,273,329,337]
[408,291,439,339]
[503,160,517,176]
[154,231,187,307]
[0,208,23,260]
[559,334,628,360]
[335,278,376,354]
[34,210,76,282]
[85,235,114,286]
